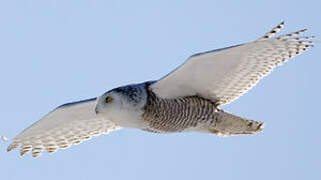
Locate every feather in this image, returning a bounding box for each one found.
[7,98,121,157]
[150,22,314,106]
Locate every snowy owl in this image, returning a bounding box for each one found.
[7,22,314,157]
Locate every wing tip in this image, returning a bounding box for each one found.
[6,127,120,157]
[7,143,19,152]
[257,21,286,40]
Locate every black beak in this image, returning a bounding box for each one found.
[95,107,99,114]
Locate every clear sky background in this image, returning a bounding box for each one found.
[0,1,320,180]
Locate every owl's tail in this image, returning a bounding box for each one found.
[208,110,264,136]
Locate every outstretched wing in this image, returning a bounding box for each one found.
[150,22,314,106]
[7,98,121,157]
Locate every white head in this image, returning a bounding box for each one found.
[95,83,149,127]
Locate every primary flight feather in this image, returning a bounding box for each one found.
[7,22,314,157]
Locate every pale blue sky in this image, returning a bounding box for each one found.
[1,1,320,180]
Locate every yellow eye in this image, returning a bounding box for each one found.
[105,96,113,103]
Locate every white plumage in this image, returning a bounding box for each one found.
[7,98,121,157]
[6,22,314,157]
[151,22,314,105]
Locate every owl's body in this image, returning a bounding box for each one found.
[105,81,217,133]
[99,81,263,135]
[7,22,314,157]
[143,84,218,133]
[144,88,263,135]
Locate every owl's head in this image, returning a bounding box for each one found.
[95,83,149,121]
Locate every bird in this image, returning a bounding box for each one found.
[6,22,314,157]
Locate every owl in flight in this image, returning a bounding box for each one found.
[7,22,314,157]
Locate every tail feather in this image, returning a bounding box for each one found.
[209,111,264,136]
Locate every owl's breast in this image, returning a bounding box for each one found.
[142,90,218,133]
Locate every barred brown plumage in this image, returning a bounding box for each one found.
[143,89,217,132]
[142,85,264,135]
